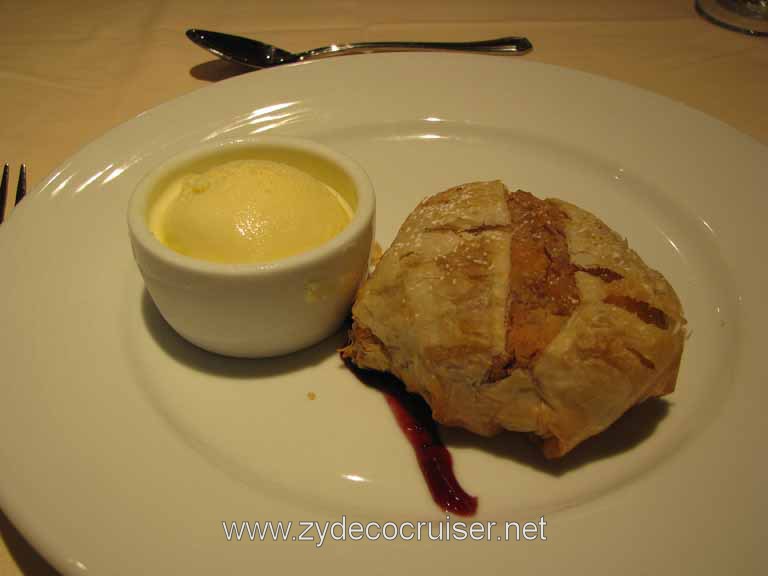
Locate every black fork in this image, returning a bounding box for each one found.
[0,164,26,224]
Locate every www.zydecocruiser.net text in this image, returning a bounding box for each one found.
[223,515,547,547]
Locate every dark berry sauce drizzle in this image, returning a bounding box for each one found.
[344,360,478,516]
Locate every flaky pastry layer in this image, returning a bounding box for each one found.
[342,181,686,457]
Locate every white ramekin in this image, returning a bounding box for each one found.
[127,136,375,358]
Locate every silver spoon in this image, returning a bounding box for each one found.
[186,29,532,69]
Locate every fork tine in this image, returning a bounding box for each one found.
[15,164,26,205]
[0,164,8,224]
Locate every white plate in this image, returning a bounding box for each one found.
[1,54,765,575]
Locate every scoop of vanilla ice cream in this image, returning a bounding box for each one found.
[150,159,353,264]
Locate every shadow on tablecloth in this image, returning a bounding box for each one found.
[189,59,253,82]
[0,508,59,576]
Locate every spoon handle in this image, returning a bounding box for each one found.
[299,37,533,60]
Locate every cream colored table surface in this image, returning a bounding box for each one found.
[0,0,765,573]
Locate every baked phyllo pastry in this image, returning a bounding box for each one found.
[341,181,686,458]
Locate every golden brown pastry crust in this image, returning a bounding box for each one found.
[342,181,686,458]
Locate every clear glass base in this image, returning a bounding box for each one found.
[696,0,768,36]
